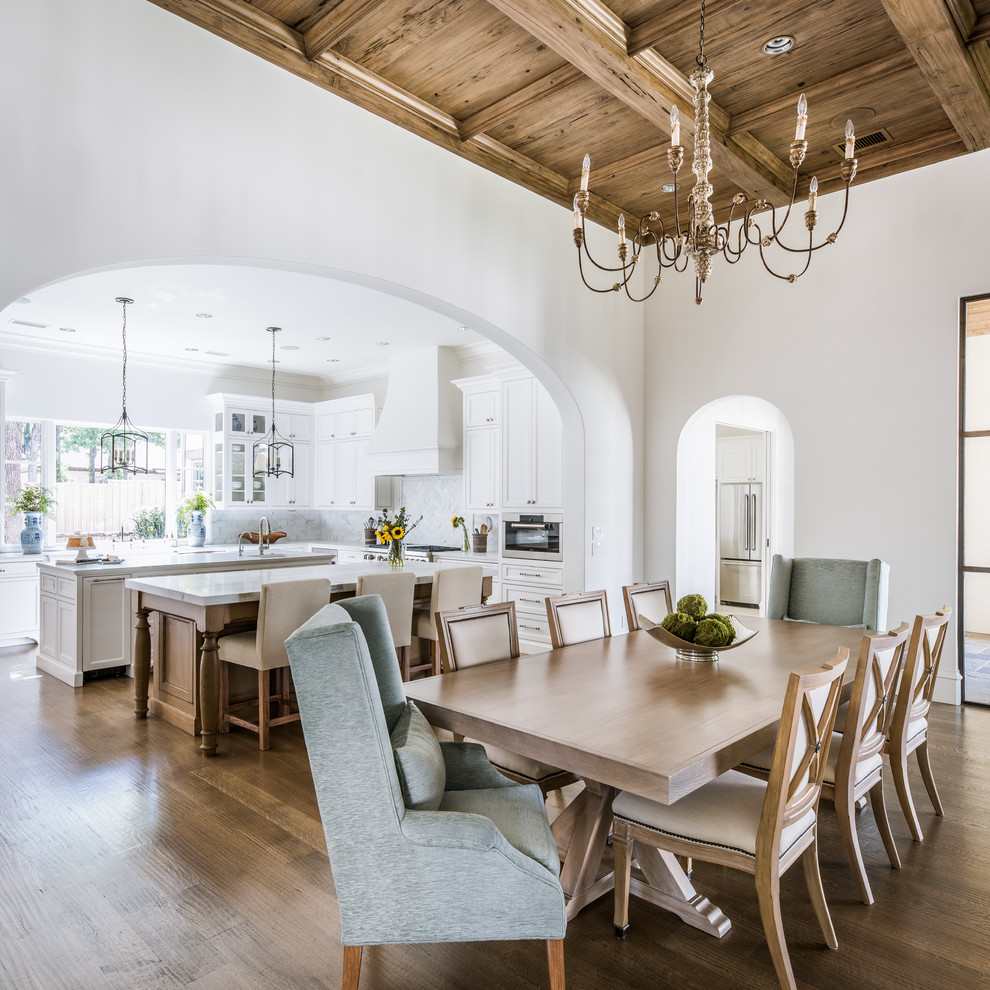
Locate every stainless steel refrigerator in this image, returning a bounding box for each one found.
[718,482,764,607]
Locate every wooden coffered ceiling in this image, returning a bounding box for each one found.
[149,0,990,231]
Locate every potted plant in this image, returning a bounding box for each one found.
[9,484,57,554]
[178,491,214,547]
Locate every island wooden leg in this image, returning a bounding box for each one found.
[132,604,152,719]
[199,629,221,756]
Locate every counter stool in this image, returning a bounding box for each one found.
[413,565,484,675]
[355,571,417,680]
[217,578,331,750]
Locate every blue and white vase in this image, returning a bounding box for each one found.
[20,511,44,554]
[187,510,206,547]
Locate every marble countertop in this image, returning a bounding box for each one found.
[37,547,335,575]
[125,560,450,606]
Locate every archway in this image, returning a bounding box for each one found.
[675,395,794,605]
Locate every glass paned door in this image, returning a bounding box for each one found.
[962,296,990,705]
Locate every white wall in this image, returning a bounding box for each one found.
[0,0,644,606]
[645,149,990,702]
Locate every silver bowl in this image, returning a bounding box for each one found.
[639,615,758,662]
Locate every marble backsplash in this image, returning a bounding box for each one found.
[208,474,497,549]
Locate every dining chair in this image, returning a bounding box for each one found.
[284,595,567,990]
[545,589,611,648]
[612,650,849,990]
[622,580,673,631]
[436,601,581,798]
[739,624,911,905]
[413,565,484,676]
[886,605,951,841]
[217,577,331,750]
[767,554,889,630]
[356,571,417,680]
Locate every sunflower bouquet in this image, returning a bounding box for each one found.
[376,506,423,566]
[452,515,470,552]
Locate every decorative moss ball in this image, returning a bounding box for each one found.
[676,594,708,621]
[660,611,698,642]
[703,613,736,645]
[694,617,733,648]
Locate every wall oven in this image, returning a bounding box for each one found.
[502,513,562,561]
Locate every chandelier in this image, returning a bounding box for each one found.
[572,0,858,305]
[100,296,149,474]
[253,327,294,478]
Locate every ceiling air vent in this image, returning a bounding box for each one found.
[8,318,50,330]
[204,350,230,357]
[833,127,891,159]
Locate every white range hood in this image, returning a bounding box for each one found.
[364,345,463,475]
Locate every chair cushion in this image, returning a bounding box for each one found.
[440,784,560,877]
[612,769,815,860]
[556,600,606,645]
[390,701,446,811]
[481,743,571,787]
[217,628,261,668]
[823,731,882,788]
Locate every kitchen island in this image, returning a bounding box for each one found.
[36,547,336,687]
[127,561,492,755]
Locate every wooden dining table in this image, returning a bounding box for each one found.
[405,616,864,932]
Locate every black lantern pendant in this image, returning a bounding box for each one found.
[100,297,149,475]
[253,326,294,478]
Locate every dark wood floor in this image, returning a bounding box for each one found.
[1,643,988,990]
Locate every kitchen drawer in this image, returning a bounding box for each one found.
[516,612,551,649]
[502,583,549,615]
[57,576,77,600]
[502,562,563,588]
[41,572,58,594]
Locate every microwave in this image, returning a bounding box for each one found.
[502,513,562,561]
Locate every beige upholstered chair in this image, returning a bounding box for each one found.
[413,565,484,676]
[622,580,673,632]
[217,578,331,749]
[436,601,580,798]
[356,571,416,680]
[886,606,951,841]
[739,624,911,905]
[613,651,849,990]
[545,590,611,648]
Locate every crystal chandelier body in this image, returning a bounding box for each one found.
[253,327,294,478]
[100,296,149,474]
[572,0,858,305]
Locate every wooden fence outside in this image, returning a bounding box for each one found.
[55,480,166,539]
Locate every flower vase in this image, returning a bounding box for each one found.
[20,511,44,554]
[187,510,206,547]
[389,539,405,567]
[461,525,470,553]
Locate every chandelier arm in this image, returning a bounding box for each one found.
[760,185,853,254]
[578,218,632,275]
[576,250,631,293]
[757,232,814,282]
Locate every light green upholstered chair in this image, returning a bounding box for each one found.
[284,594,567,990]
[767,555,889,630]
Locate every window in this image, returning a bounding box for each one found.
[3,419,43,544]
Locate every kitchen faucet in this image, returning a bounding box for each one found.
[258,517,271,555]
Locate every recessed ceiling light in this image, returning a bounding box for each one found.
[185,347,199,352]
[457,325,470,332]
[376,341,390,347]
[59,327,77,333]
[762,35,795,55]
[280,344,300,351]
[316,335,331,341]
[326,358,340,363]
[196,312,213,319]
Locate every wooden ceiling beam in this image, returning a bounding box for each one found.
[880,0,990,151]
[458,65,586,140]
[484,0,792,200]
[627,7,697,56]
[301,0,393,61]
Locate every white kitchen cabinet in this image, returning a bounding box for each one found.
[464,387,500,428]
[502,376,562,509]
[0,558,40,645]
[314,438,374,509]
[315,396,376,441]
[226,440,269,506]
[82,575,131,670]
[464,426,499,510]
[271,442,311,507]
[278,410,312,441]
[717,436,765,483]
[501,560,563,655]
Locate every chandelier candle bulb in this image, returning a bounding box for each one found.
[795,92,808,141]
[845,119,856,159]
[572,195,581,230]
[670,104,680,146]
[580,154,590,192]
[808,176,818,211]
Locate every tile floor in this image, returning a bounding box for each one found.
[964,632,990,705]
